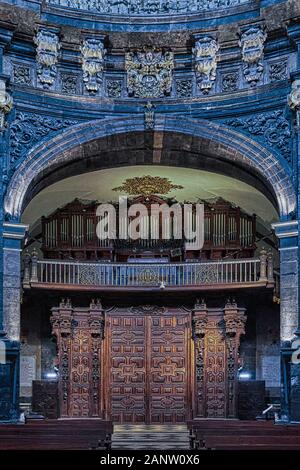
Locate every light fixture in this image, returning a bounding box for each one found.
[45,372,58,380]
[239,372,251,380]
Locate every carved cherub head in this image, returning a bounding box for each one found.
[288,80,300,111]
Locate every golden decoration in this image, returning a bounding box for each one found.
[112,175,183,196]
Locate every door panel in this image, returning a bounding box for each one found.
[106,309,191,424]
[109,315,147,423]
[149,315,188,424]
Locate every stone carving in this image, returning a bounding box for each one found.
[107,79,122,98]
[176,79,193,98]
[9,112,77,167]
[34,28,60,89]
[125,47,174,98]
[269,61,288,83]
[46,0,250,15]
[221,72,239,92]
[0,79,13,129]
[288,80,300,111]
[61,73,78,94]
[13,65,31,86]
[112,175,183,195]
[226,110,291,162]
[144,101,155,129]
[81,36,106,94]
[239,25,267,87]
[193,35,219,94]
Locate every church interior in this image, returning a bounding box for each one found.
[1,0,300,452]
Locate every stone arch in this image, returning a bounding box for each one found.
[4,115,296,219]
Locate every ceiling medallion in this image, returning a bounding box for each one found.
[112,175,183,196]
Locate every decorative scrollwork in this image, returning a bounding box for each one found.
[195,265,218,284]
[125,46,174,98]
[225,110,292,163]
[9,112,78,168]
[137,267,160,285]
[79,265,101,285]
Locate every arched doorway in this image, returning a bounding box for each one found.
[3,116,297,422]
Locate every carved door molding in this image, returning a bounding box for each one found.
[51,299,104,418]
[192,299,246,418]
[104,307,192,424]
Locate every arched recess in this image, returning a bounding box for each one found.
[4,115,296,221]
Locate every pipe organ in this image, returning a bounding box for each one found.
[41,197,256,261]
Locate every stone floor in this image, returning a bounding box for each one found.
[111,424,190,450]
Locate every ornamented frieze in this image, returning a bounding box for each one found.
[46,0,251,16]
[221,72,239,92]
[9,112,77,167]
[34,28,60,89]
[193,35,219,94]
[239,25,267,87]
[13,65,32,86]
[125,47,174,99]
[225,110,292,163]
[81,36,106,94]
[269,61,288,83]
[107,79,122,98]
[61,73,78,95]
[176,79,193,98]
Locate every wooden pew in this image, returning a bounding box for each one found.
[187,420,300,449]
[0,419,113,450]
[203,435,300,450]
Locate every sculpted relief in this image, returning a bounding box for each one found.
[125,47,174,98]
[46,0,250,15]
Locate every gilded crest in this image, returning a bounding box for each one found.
[112,175,183,196]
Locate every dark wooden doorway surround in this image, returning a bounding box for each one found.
[51,299,246,423]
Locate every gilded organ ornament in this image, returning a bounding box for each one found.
[112,175,183,196]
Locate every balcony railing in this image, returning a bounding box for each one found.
[23,252,274,291]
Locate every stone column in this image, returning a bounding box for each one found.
[2,222,28,341]
[272,220,299,422]
[0,221,27,422]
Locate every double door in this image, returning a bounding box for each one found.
[104,309,191,424]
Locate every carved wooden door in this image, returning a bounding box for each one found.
[51,299,104,418]
[105,308,191,424]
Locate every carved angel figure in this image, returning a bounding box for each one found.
[288,80,300,111]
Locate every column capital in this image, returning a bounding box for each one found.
[3,223,28,256]
[272,220,298,247]
[3,222,28,242]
